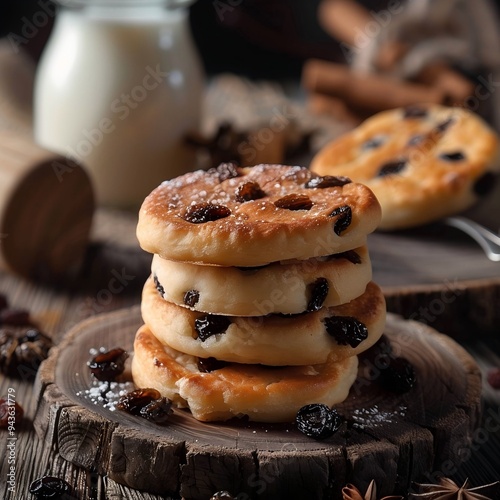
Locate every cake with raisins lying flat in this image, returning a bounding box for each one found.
[310,104,500,230]
[132,163,385,422]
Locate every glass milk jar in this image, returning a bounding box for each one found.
[34,0,203,209]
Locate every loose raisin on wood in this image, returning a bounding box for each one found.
[0,327,52,378]
[117,388,173,424]
[379,356,416,394]
[184,290,200,308]
[274,193,313,211]
[306,278,329,312]
[183,203,231,223]
[323,316,368,348]
[195,315,232,341]
[197,357,229,373]
[88,347,128,382]
[305,175,351,189]
[295,403,343,439]
[139,397,173,423]
[116,388,162,415]
[329,205,352,236]
[0,398,24,428]
[377,160,406,177]
[235,181,266,202]
[439,151,465,162]
[473,172,497,196]
[29,475,71,499]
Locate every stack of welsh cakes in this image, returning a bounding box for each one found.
[133,163,385,423]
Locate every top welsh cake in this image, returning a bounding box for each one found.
[137,163,381,266]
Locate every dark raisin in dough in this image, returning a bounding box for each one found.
[377,159,407,177]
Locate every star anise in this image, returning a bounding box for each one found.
[411,478,499,500]
[342,480,403,500]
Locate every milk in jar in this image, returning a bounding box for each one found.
[34,0,203,208]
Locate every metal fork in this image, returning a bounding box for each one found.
[443,216,500,262]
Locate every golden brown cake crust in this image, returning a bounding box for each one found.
[141,276,386,366]
[137,164,381,266]
[311,105,500,230]
[131,324,359,422]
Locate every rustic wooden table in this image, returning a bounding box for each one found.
[1,75,500,499]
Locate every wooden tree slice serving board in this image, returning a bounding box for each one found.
[33,306,481,499]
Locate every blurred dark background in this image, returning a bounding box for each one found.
[0,0,392,79]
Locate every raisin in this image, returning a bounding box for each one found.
[183,203,231,223]
[407,134,425,146]
[305,175,351,189]
[403,106,428,118]
[211,492,235,500]
[139,397,173,423]
[184,290,200,308]
[361,334,393,365]
[295,403,343,439]
[329,250,361,264]
[473,172,497,196]
[274,194,313,211]
[29,475,71,498]
[235,181,266,202]
[209,162,241,182]
[0,327,52,378]
[154,275,165,298]
[323,316,368,348]
[329,205,352,236]
[197,357,229,372]
[377,159,406,177]
[0,398,24,428]
[88,348,128,382]
[361,135,385,150]
[435,117,455,132]
[0,308,32,326]
[440,151,465,161]
[117,388,162,415]
[487,368,500,389]
[379,356,416,393]
[195,315,231,341]
[307,278,329,312]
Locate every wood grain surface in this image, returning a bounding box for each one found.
[32,307,482,499]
